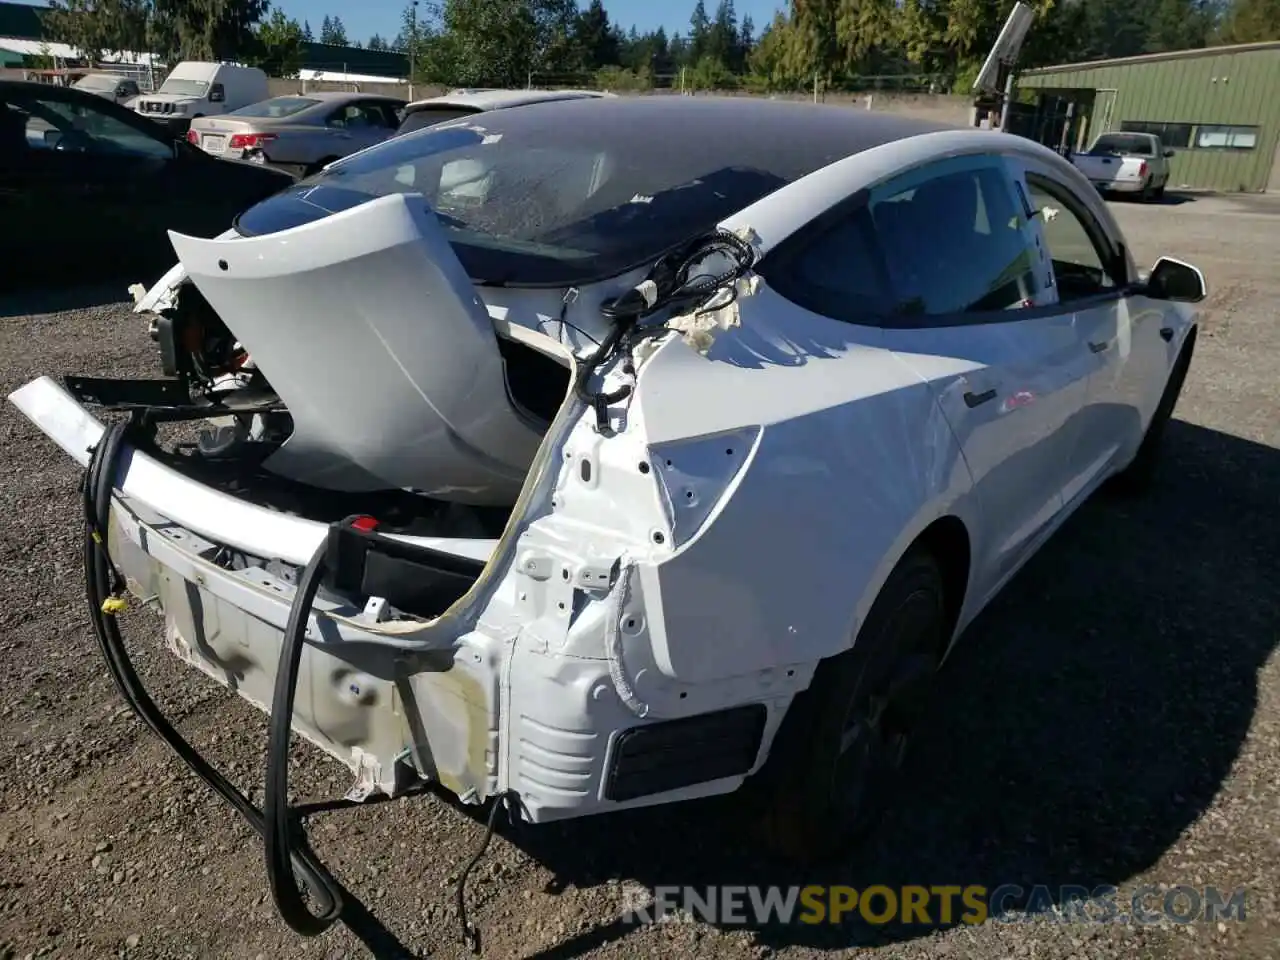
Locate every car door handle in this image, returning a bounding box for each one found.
[1088,339,1112,353]
[964,388,998,408]
[1159,327,1174,342]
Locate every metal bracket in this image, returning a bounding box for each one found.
[344,747,383,803]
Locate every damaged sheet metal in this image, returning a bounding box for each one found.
[661,223,765,356]
[634,224,765,362]
[665,273,762,356]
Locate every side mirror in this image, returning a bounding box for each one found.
[1163,148,1175,158]
[1145,256,1206,303]
[209,89,225,103]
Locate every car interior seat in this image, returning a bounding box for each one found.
[904,175,985,313]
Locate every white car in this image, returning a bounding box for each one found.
[9,95,1204,941]
[393,86,613,136]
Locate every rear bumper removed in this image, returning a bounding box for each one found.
[9,376,779,823]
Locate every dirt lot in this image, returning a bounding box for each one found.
[1,192,1278,960]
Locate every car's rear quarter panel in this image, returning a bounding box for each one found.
[631,287,980,683]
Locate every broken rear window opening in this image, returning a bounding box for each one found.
[233,110,793,287]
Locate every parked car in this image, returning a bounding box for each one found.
[187,92,407,177]
[71,72,140,105]
[394,86,610,136]
[0,80,294,292]
[1070,131,1174,201]
[133,61,270,136]
[9,96,1205,941]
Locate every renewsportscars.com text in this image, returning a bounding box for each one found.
[621,884,1248,927]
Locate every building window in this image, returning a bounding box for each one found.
[1119,120,1193,149]
[1195,124,1258,150]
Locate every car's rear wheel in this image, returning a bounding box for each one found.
[1109,328,1195,494]
[747,546,947,862]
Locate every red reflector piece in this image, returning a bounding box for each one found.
[350,515,379,532]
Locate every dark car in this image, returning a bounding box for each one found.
[0,80,296,292]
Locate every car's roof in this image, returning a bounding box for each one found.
[402,94,958,175]
[403,88,610,112]
[276,91,405,103]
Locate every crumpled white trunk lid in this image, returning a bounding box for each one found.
[168,192,546,505]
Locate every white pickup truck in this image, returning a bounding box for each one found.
[1070,131,1174,202]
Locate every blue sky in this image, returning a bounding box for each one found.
[274,0,786,46]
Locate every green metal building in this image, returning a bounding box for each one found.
[1014,41,1280,193]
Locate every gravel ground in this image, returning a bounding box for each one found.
[1,192,1278,960]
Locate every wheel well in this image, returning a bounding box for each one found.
[913,515,970,657]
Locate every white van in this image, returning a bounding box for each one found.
[134,61,269,130]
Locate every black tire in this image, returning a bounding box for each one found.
[746,546,948,863]
[1153,183,1167,201]
[1109,328,1195,495]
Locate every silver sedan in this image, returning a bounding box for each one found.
[186,91,406,176]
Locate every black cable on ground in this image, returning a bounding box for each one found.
[82,418,344,937]
[456,791,518,954]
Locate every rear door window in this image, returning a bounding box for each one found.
[870,156,1038,319]
[368,102,403,128]
[327,103,385,130]
[758,206,896,323]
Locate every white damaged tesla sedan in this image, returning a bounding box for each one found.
[9,95,1205,940]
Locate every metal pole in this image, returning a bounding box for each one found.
[998,68,1015,132]
[409,0,418,100]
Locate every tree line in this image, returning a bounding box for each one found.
[45,0,1280,91]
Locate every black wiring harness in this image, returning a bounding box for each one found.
[575,227,757,432]
[82,419,519,953]
[84,418,345,936]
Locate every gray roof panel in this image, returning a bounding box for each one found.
[447,94,957,184]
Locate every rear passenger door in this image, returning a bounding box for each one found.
[866,153,1090,599]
